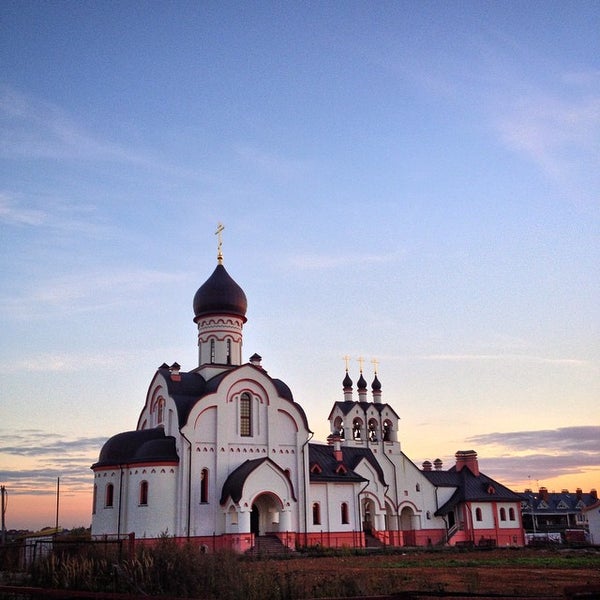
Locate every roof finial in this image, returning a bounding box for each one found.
[215,222,225,264]
[371,357,379,375]
[357,356,364,373]
[343,354,350,372]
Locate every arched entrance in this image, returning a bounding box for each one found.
[250,492,281,536]
[400,506,416,546]
[362,498,375,534]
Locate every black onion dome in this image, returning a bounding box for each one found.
[343,371,353,388]
[357,373,367,390]
[193,264,247,323]
[371,374,381,391]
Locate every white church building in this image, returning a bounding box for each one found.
[91,239,524,552]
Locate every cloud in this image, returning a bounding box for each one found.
[288,251,402,270]
[0,268,186,319]
[0,429,105,495]
[234,144,311,179]
[467,426,600,454]
[418,354,587,366]
[461,426,600,487]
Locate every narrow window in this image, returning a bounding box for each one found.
[475,507,482,521]
[312,502,321,525]
[210,339,216,364]
[341,502,349,524]
[416,483,421,492]
[105,483,114,508]
[352,418,362,440]
[240,393,252,436]
[383,420,392,441]
[157,398,164,424]
[499,507,507,521]
[226,339,232,365]
[139,481,148,506]
[200,468,209,503]
[92,484,97,514]
[509,507,515,521]
[368,418,378,442]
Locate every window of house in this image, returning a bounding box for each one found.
[226,339,232,364]
[240,393,252,436]
[312,502,321,525]
[334,416,344,438]
[352,417,363,440]
[509,507,515,521]
[499,507,507,521]
[341,502,349,524]
[210,339,216,364]
[139,481,148,506]
[475,507,482,521]
[416,483,421,492]
[368,418,378,442]
[105,483,114,508]
[92,484,97,514]
[200,468,209,503]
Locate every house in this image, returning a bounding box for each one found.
[90,238,524,552]
[582,500,600,545]
[521,487,598,543]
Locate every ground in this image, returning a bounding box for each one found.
[250,547,600,597]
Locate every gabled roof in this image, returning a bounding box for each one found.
[521,490,599,513]
[327,400,399,420]
[308,443,386,485]
[423,466,521,516]
[154,364,311,431]
[219,457,296,504]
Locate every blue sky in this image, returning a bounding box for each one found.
[1,1,599,529]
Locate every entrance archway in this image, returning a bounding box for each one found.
[362,498,375,534]
[400,506,416,546]
[250,492,281,536]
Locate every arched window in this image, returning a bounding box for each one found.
[475,507,482,521]
[105,483,114,508]
[200,468,209,503]
[341,502,349,524]
[157,398,164,424]
[509,507,515,521]
[210,339,216,364]
[226,339,232,364]
[240,393,252,436]
[312,502,321,525]
[139,481,148,506]
[368,418,378,442]
[499,507,507,521]
[383,420,392,441]
[92,484,97,514]
[416,483,421,492]
[333,416,344,438]
[352,417,363,440]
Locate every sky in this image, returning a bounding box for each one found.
[1,1,599,531]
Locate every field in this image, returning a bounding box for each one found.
[245,547,600,598]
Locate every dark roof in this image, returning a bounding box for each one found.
[153,364,310,432]
[193,263,247,323]
[92,428,178,469]
[327,400,399,420]
[308,443,386,485]
[219,457,296,504]
[521,490,598,513]
[423,466,521,516]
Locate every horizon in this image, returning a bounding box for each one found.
[1,2,599,531]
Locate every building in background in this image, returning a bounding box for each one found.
[90,246,524,552]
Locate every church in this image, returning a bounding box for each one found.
[90,233,525,552]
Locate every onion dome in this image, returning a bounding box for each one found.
[357,373,367,390]
[193,264,247,323]
[343,371,353,389]
[371,374,381,391]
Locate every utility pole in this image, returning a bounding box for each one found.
[1,485,7,544]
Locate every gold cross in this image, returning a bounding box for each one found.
[371,357,379,375]
[215,222,224,264]
[357,356,364,373]
[343,355,350,371]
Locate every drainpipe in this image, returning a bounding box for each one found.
[301,430,314,547]
[180,430,192,539]
[117,466,124,538]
